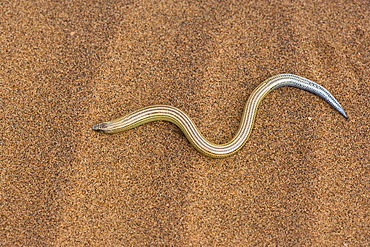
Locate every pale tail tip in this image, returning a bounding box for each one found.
[339,108,348,119]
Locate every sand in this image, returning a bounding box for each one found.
[1,0,369,245]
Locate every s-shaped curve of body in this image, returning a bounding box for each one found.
[92,74,347,158]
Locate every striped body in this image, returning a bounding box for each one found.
[92,74,347,158]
